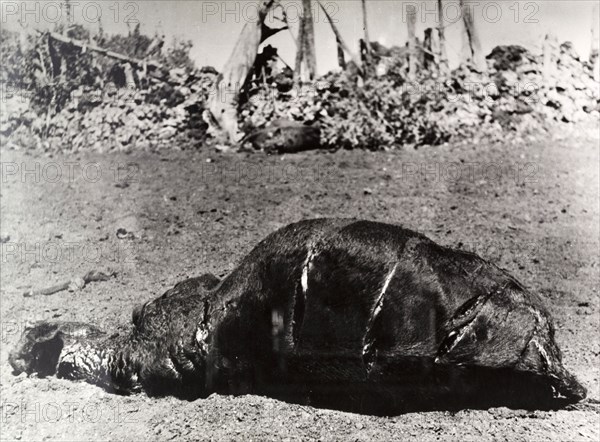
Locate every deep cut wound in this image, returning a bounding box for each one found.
[9,219,586,413]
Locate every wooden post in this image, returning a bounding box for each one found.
[59,0,71,32]
[97,15,104,40]
[591,3,599,81]
[360,39,368,66]
[423,28,437,71]
[294,15,305,85]
[34,47,48,83]
[208,0,275,143]
[543,33,558,80]
[407,4,417,79]
[123,63,136,88]
[57,0,71,83]
[361,0,371,66]
[302,0,317,79]
[437,0,449,75]
[47,36,61,78]
[460,0,486,71]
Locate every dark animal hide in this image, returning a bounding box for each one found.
[9,219,586,415]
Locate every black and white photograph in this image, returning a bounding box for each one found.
[1,0,599,440]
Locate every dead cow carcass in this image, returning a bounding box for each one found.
[9,219,586,414]
[241,119,320,153]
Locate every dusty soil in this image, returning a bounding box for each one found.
[1,131,599,441]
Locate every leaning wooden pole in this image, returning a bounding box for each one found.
[437,0,449,75]
[208,0,275,143]
[336,36,346,69]
[460,0,486,71]
[317,0,363,74]
[40,30,166,81]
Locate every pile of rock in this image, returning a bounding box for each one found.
[239,43,599,150]
[1,41,597,153]
[487,43,599,124]
[2,67,217,152]
[51,87,192,152]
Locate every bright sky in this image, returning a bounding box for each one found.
[2,1,598,73]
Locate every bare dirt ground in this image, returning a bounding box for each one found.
[1,131,599,441]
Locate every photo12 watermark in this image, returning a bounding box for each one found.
[1,240,138,265]
[200,0,340,25]
[1,81,146,106]
[397,161,540,185]
[0,161,139,184]
[400,1,540,24]
[199,160,343,185]
[1,1,140,25]
[1,400,138,424]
